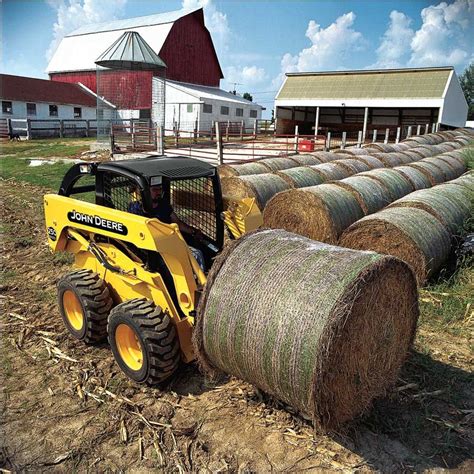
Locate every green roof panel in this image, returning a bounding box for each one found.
[277,69,451,100]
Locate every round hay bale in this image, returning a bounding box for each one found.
[289,154,324,166]
[448,171,474,192]
[194,229,419,430]
[422,157,463,180]
[389,187,471,234]
[310,151,346,162]
[371,153,407,167]
[353,155,385,169]
[358,169,415,200]
[402,136,430,146]
[263,183,364,244]
[391,143,412,151]
[221,174,292,210]
[407,162,446,185]
[276,167,325,187]
[335,147,372,156]
[453,136,471,146]
[309,162,353,181]
[367,143,397,152]
[218,161,269,177]
[331,158,371,174]
[340,207,452,284]
[334,176,392,214]
[394,166,432,190]
[259,157,299,171]
[410,147,434,158]
[399,150,423,162]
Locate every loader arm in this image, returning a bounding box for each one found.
[222,197,263,239]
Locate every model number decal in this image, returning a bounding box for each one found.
[68,210,128,235]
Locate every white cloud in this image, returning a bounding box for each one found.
[371,11,414,69]
[181,0,231,55]
[272,12,366,89]
[408,0,473,68]
[224,65,268,88]
[46,0,127,61]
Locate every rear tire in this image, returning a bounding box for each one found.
[108,299,180,385]
[58,270,112,343]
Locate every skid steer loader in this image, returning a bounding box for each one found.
[44,156,262,384]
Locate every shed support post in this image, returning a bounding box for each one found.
[436,122,440,132]
[395,127,401,143]
[431,123,436,133]
[216,122,224,165]
[372,129,377,143]
[384,128,390,144]
[425,123,429,134]
[157,125,164,155]
[357,131,363,148]
[314,106,320,137]
[407,125,412,138]
[416,124,421,135]
[340,131,347,149]
[294,125,299,153]
[325,131,331,152]
[362,107,369,142]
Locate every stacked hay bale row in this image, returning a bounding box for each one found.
[340,172,474,284]
[262,148,470,244]
[194,229,419,430]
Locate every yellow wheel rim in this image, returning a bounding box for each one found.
[115,324,144,371]
[63,290,84,331]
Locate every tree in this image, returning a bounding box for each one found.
[460,62,474,120]
[243,92,253,102]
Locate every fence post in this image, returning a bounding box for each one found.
[215,122,224,165]
[436,122,440,132]
[85,120,90,138]
[240,120,244,141]
[174,121,179,148]
[210,121,215,141]
[226,120,230,141]
[253,119,257,139]
[431,123,436,133]
[424,123,429,134]
[340,131,347,149]
[294,125,299,153]
[59,119,64,138]
[396,127,401,143]
[109,124,114,155]
[193,119,198,144]
[157,125,164,155]
[416,124,421,135]
[325,132,332,152]
[384,128,390,144]
[372,129,377,143]
[357,131,363,148]
[26,119,32,140]
[407,126,412,138]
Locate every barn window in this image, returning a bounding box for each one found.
[236,108,243,117]
[187,104,193,113]
[49,105,58,117]
[74,107,82,118]
[250,109,258,118]
[27,103,36,116]
[2,101,12,114]
[203,103,212,114]
[221,106,229,116]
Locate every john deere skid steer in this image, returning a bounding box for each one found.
[44,156,262,384]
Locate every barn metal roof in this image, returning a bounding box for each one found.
[276,67,453,100]
[0,74,97,107]
[68,8,199,36]
[95,31,166,70]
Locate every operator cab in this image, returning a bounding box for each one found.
[58,156,224,270]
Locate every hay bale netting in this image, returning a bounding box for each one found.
[331,158,371,174]
[399,150,423,162]
[309,162,354,181]
[407,162,446,186]
[276,167,325,187]
[221,174,291,210]
[335,147,373,156]
[371,153,407,167]
[359,169,415,201]
[259,157,299,172]
[410,147,434,158]
[310,151,347,162]
[334,176,392,215]
[448,171,474,192]
[340,207,452,284]
[289,154,324,166]
[453,136,471,146]
[388,187,472,234]
[367,143,398,153]
[194,229,419,430]
[391,142,412,151]
[353,155,385,169]
[394,166,432,190]
[422,157,462,181]
[263,183,364,244]
[218,161,270,178]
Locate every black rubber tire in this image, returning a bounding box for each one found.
[108,298,180,385]
[57,269,113,343]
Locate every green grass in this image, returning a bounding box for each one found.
[0,137,93,158]
[461,144,474,170]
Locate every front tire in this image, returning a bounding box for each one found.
[108,299,180,385]
[58,270,112,343]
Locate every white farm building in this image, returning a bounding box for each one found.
[275,67,468,135]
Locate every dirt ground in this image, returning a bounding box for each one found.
[1,179,473,473]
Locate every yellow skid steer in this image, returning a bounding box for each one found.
[44,156,261,384]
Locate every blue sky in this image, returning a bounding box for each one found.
[2,0,473,113]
